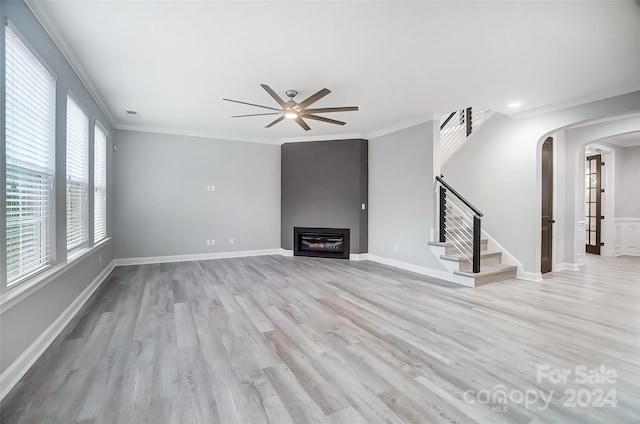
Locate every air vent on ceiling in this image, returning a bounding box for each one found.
[125,110,139,118]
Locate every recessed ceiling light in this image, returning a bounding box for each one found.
[508,102,522,108]
[125,110,139,118]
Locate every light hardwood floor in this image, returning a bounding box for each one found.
[2,254,639,423]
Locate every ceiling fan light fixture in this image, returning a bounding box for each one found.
[284,110,298,119]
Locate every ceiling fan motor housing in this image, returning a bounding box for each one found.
[285,90,298,99]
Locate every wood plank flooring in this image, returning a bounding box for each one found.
[2,254,639,423]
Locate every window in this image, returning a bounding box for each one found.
[66,95,89,252]
[5,24,56,285]
[94,125,107,243]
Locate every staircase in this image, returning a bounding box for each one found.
[429,176,517,287]
[440,107,492,164]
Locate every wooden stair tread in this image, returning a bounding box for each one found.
[440,250,501,262]
[427,240,488,248]
[453,264,517,277]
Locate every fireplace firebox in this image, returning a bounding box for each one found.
[294,227,350,259]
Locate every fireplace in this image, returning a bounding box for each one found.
[294,227,350,259]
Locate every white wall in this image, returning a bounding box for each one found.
[615,143,640,256]
[616,144,640,218]
[113,130,281,259]
[442,91,640,274]
[368,121,445,270]
[0,1,115,378]
[563,118,640,264]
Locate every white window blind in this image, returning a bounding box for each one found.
[66,95,89,251]
[94,125,107,243]
[5,24,56,285]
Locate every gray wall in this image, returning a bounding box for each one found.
[443,91,640,273]
[368,121,445,270]
[616,144,640,218]
[0,1,115,374]
[113,130,280,259]
[281,139,368,254]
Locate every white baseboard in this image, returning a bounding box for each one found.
[365,254,475,287]
[275,249,368,261]
[518,270,543,281]
[114,248,283,266]
[0,260,115,401]
[555,262,581,272]
[349,253,369,261]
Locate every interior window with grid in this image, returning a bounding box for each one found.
[94,125,107,243]
[5,24,57,286]
[66,95,89,252]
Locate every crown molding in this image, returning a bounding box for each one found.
[279,132,363,144]
[365,116,435,140]
[115,125,280,145]
[25,1,117,128]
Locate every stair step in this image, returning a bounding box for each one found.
[440,250,501,262]
[440,250,502,271]
[428,239,488,255]
[454,264,517,286]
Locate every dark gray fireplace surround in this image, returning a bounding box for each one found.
[281,139,368,255]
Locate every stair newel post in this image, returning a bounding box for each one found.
[439,186,447,242]
[466,107,473,137]
[472,215,481,273]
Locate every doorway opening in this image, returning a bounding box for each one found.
[585,148,604,255]
[541,137,554,273]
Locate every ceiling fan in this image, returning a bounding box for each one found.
[223,84,358,131]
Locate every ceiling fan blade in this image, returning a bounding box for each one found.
[303,114,346,126]
[265,116,285,128]
[232,112,281,118]
[223,98,281,111]
[295,117,311,131]
[303,106,359,114]
[296,88,331,110]
[260,84,288,109]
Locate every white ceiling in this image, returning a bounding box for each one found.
[602,131,640,147]
[27,0,640,143]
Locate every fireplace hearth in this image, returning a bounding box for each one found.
[294,227,350,259]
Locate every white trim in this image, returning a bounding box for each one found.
[114,248,283,266]
[365,254,475,287]
[614,218,640,257]
[519,271,543,281]
[24,1,117,128]
[115,125,279,146]
[555,263,581,272]
[365,116,434,140]
[0,260,115,401]
[280,133,362,144]
[481,230,526,278]
[0,238,112,313]
[349,253,369,261]
[276,249,367,261]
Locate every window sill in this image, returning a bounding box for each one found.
[0,237,112,313]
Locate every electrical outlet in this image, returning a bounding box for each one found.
[210,184,216,192]
[211,239,215,246]
[393,244,398,252]
[229,238,234,245]
[206,239,211,246]
[362,203,366,210]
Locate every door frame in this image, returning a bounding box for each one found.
[541,137,554,274]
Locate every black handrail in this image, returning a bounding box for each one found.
[440,111,456,130]
[435,176,483,217]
